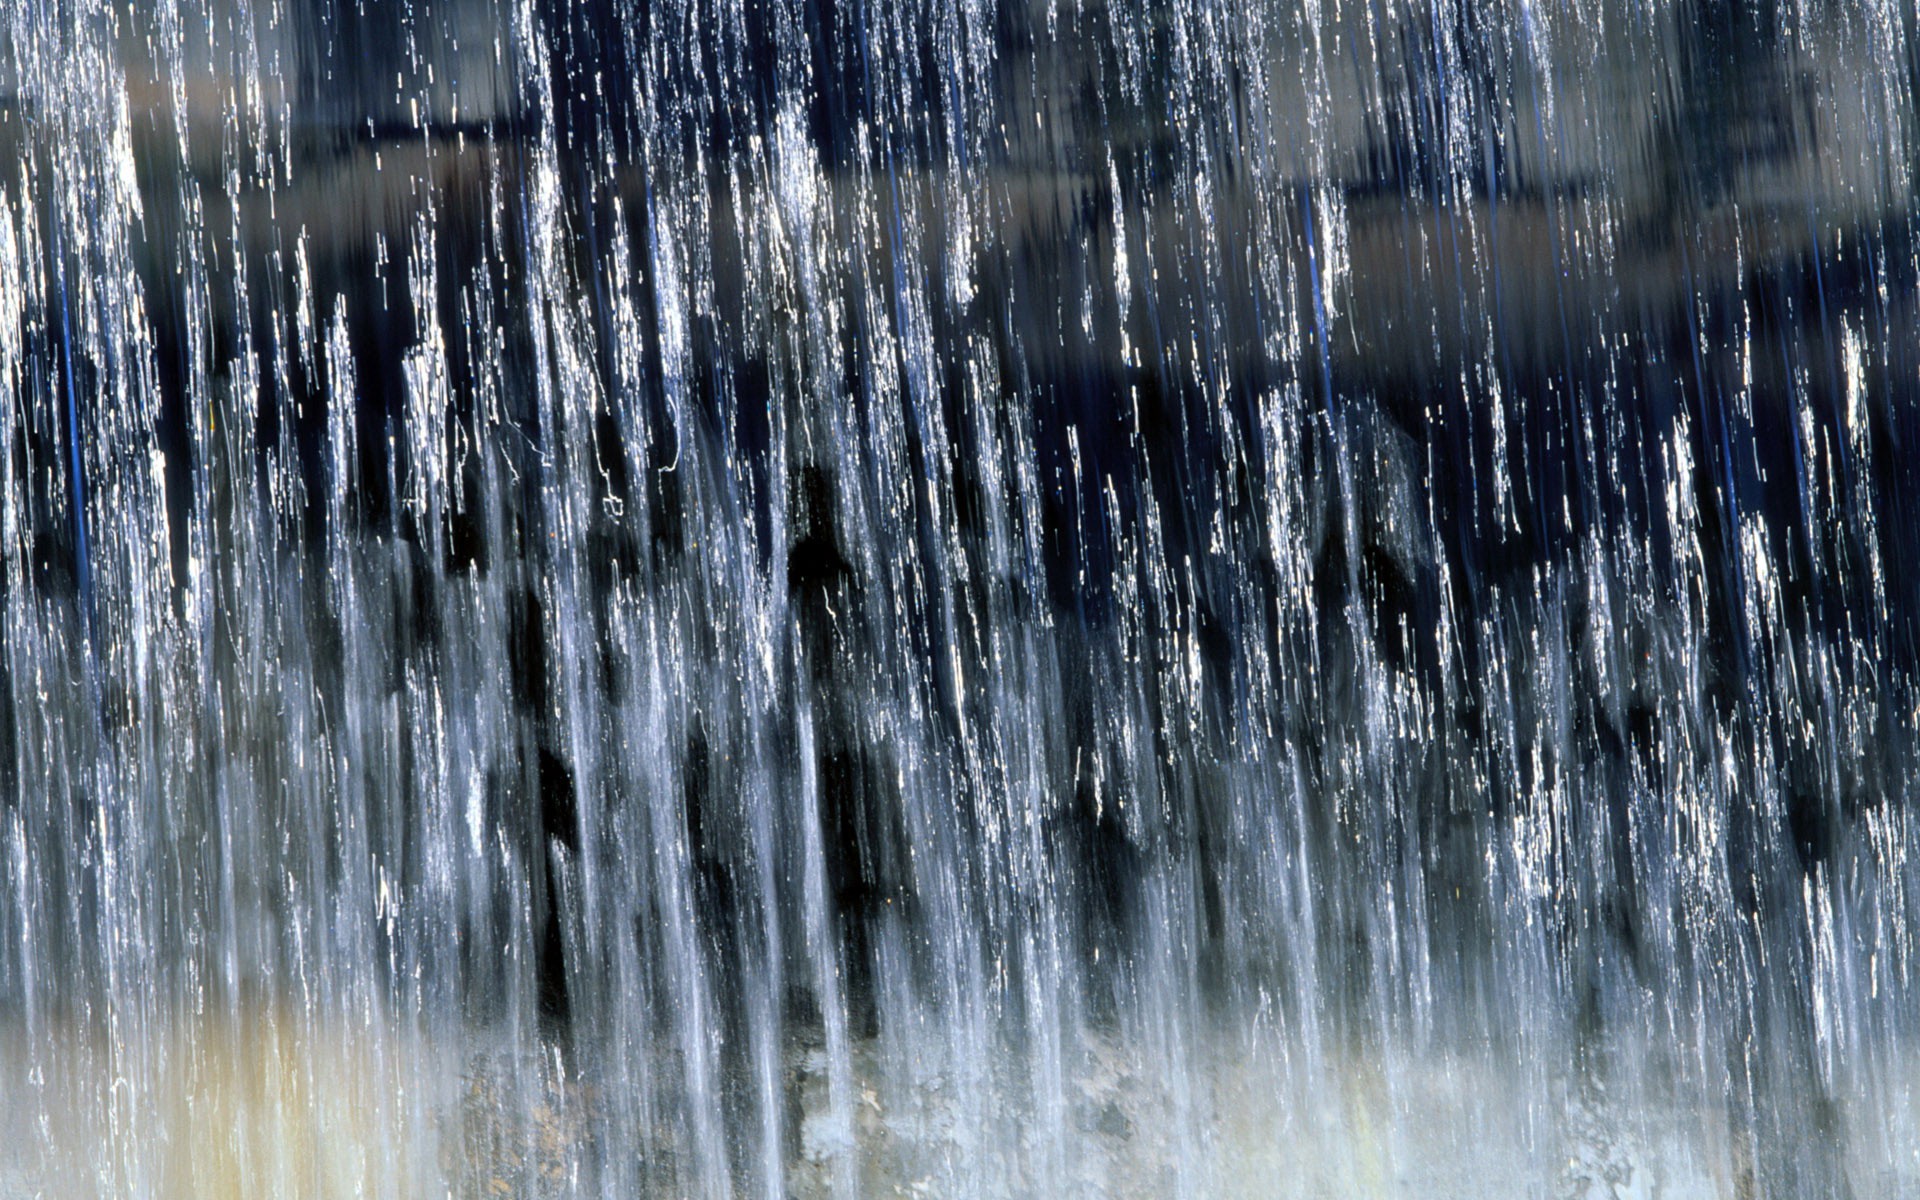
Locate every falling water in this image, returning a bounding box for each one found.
[1,0,1918,1195]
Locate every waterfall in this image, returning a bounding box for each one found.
[1,0,1918,1194]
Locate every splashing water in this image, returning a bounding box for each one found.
[1,0,1919,1195]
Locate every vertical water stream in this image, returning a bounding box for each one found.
[1,0,1918,1194]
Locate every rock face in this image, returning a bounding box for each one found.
[773,1023,1877,1200]
[2,1004,443,1199]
